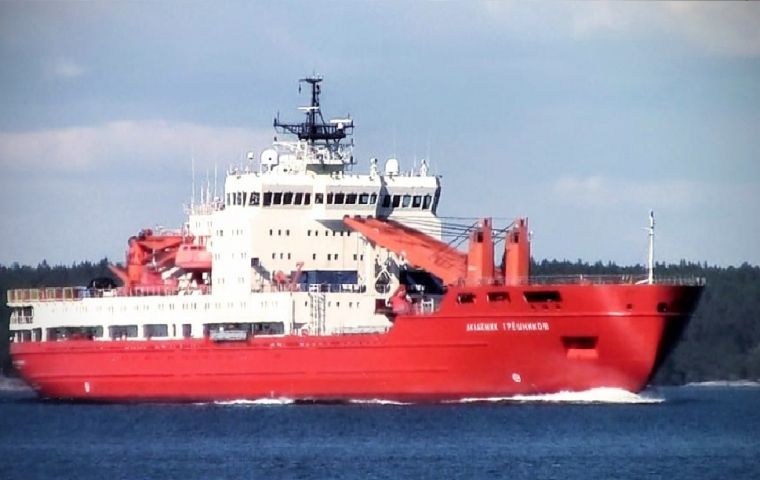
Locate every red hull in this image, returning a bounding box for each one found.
[10,284,702,402]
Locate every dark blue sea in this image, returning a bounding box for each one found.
[1,382,759,480]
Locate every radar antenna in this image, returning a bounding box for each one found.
[273,76,353,153]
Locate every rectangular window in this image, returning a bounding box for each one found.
[250,192,260,206]
[346,193,357,204]
[370,193,378,204]
[422,194,432,209]
[263,192,272,206]
[524,291,562,303]
[226,193,231,205]
[315,193,324,204]
[412,195,422,208]
[304,193,311,205]
[273,192,282,205]
[109,325,138,339]
[242,192,248,206]
[359,193,369,204]
[252,322,285,336]
[283,192,293,204]
[326,193,334,204]
[182,324,192,338]
[457,293,476,304]
[487,291,510,302]
[334,193,345,204]
[382,195,391,208]
[392,195,401,208]
[562,336,597,350]
[144,324,168,338]
[294,192,303,205]
[402,194,412,208]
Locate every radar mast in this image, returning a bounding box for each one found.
[273,76,354,157]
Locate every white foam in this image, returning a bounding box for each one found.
[449,387,664,405]
[348,398,411,406]
[0,376,32,392]
[213,398,295,406]
[685,380,760,388]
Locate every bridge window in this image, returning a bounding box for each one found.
[263,192,272,206]
[370,193,378,204]
[359,193,369,204]
[294,192,303,205]
[273,192,283,205]
[250,192,260,206]
[423,194,432,209]
[382,195,391,208]
[346,193,357,204]
[392,195,401,208]
[284,192,293,204]
[304,193,311,205]
[402,195,412,208]
[242,192,248,205]
[326,193,334,204]
[182,324,192,338]
[412,195,422,208]
[335,193,345,204]
[315,193,324,204]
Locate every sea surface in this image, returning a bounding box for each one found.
[0,381,759,480]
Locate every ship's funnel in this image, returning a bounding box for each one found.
[466,218,495,284]
[504,217,530,285]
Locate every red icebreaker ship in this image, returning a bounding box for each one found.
[7,77,703,402]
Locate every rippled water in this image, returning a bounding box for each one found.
[1,383,758,479]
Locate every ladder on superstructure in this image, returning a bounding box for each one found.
[308,287,326,335]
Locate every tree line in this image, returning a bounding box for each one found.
[1,258,759,383]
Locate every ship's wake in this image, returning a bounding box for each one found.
[451,387,664,405]
[202,388,662,407]
[348,398,412,406]
[212,398,295,406]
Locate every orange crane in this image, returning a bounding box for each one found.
[342,216,530,286]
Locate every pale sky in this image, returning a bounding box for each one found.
[1,1,758,267]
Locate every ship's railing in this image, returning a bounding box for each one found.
[528,275,705,286]
[452,274,706,286]
[7,285,213,304]
[464,275,706,286]
[254,283,367,294]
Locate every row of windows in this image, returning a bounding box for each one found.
[40,324,192,341]
[455,290,563,305]
[269,252,345,261]
[226,191,435,210]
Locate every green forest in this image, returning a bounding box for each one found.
[2,258,759,384]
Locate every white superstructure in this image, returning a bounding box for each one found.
[9,77,442,343]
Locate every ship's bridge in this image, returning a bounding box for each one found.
[186,76,443,304]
